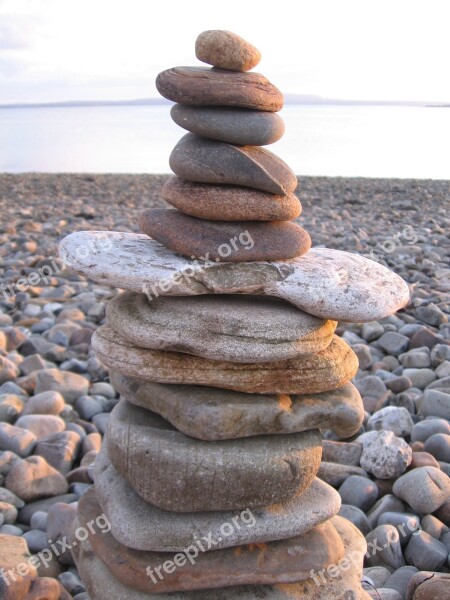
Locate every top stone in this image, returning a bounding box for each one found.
[195,30,261,72]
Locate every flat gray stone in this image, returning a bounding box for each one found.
[106,399,322,512]
[59,231,410,323]
[94,442,340,551]
[107,292,336,363]
[94,326,358,395]
[72,515,368,600]
[171,104,285,145]
[111,373,364,440]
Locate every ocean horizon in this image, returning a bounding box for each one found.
[1,103,449,179]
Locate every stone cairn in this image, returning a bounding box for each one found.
[60,30,410,600]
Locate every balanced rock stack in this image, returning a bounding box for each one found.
[59,31,411,600]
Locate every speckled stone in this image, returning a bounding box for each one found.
[76,488,344,593]
[106,399,322,512]
[93,326,358,394]
[59,231,411,323]
[111,372,364,440]
[170,105,284,145]
[106,292,335,363]
[169,134,297,194]
[156,67,283,111]
[71,515,368,600]
[195,30,261,71]
[162,177,301,221]
[139,209,310,261]
[94,442,341,551]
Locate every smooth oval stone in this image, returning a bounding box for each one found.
[139,209,310,261]
[195,30,261,72]
[72,515,367,600]
[111,372,364,440]
[171,104,284,145]
[107,292,335,363]
[169,134,297,194]
[146,215,304,265]
[162,176,301,221]
[93,326,358,394]
[94,443,341,551]
[107,399,322,512]
[156,67,283,111]
[77,488,344,593]
[59,231,411,322]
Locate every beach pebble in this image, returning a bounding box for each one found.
[338,504,372,535]
[378,332,410,355]
[377,512,421,544]
[367,495,406,528]
[363,566,392,588]
[47,502,77,564]
[415,304,448,326]
[383,566,418,599]
[34,368,89,404]
[403,368,437,389]
[35,430,81,474]
[0,422,37,456]
[5,455,69,501]
[407,572,450,600]
[365,525,405,569]
[424,433,450,462]
[14,414,65,440]
[411,418,450,442]
[404,530,448,570]
[359,430,412,479]
[421,513,449,539]
[30,510,48,531]
[23,528,49,553]
[22,391,65,415]
[0,394,24,422]
[410,451,440,469]
[195,30,261,71]
[367,406,414,437]
[393,466,450,513]
[421,389,450,419]
[399,350,431,368]
[338,475,379,511]
[0,502,18,525]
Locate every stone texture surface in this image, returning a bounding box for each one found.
[171,104,284,145]
[195,30,261,71]
[112,372,364,440]
[59,231,411,322]
[156,67,283,111]
[107,292,335,363]
[94,326,358,394]
[169,134,297,194]
[139,209,310,261]
[162,176,301,221]
[71,516,368,599]
[392,466,450,513]
[5,455,69,501]
[0,533,37,599]
[107,399,322,512]
[94,443,340,551]
[359,430,412,479]
[77,489,344,592]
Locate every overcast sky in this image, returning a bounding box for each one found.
[1,0,449,104]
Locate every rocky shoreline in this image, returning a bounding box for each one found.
[0,173,449,600]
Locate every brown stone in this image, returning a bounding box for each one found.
[111,373,364,441]
[107,399,322,512]
[71,516,367,600]
[156,67,283,111]
[25,577,62,599]
[5,455,69,502]
[169,133,296,194]
[93,325,358,394]
[106,292,336,363]
[409,451,440,470]
[139,209,310,262]
[170,105,285,146]
[76,488,344,593]
[0,534,37,599]
[162,176,300,221]
[195,30,261,72]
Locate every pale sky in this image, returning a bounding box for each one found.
[1,0,449,104]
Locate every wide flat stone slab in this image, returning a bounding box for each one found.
[94,326,358,394]
[94,442,341,552]
[59,231,410,322]
[170,105,285,145]
[156,67,283,111]
[139,208,311,261]
[169,133,297,194]
[106,292,336,363]
[162,176,301,221]
[76,488,344,593]
[106,399,322,512]
[72,515,368,599]
[112,372,364,440]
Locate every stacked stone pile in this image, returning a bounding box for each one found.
[58,30,412,600]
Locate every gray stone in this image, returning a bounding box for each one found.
[0,422,37,456]
[411,417,450,442]
[22,391,65,416]
[361,321,385,342]
[30,510,48,531]
[424,433,450,462]
[5,455,69,502]
[367,406,414,437]
[0,488,25,508]
[111,373,364,441]
[377,512,421,545]
[399,350,431,368]
[47,502,77,564]
[404,530,448,570]
[0,502,18,524]
[23,528,49,553]
[59,231,411,323]
[107,292,336,363]
[392,466,450,513]
[18,494,78,524]
[365,525,405,569]
[359,430,412,479]
[318,462,369,487]
[35,431,81,474]
[367,495,406,528]
[75,395,104,420]
[107,399,322,512]
[378,332,410,355]
[421,389,450,419]
[415,304,448,326]
[338,475,379,511]
[321,440,362,466]
[431,344,450,367]
[402,368,437,389]
[14,414,65,441]
[34,369,89,404]
[94,443,340,552]
[362,566,392,588]
[338,504,372,535]
[170,104,285,145]
[0,394,24,422]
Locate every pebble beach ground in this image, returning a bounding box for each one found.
[0,173,449,599]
